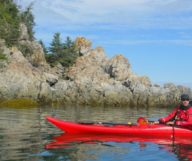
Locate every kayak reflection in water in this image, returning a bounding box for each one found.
[45,133,192,161]
[156,94,192,129]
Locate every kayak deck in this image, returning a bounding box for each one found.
[46,116,192,138]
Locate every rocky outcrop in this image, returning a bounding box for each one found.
[19,23,29,41]
[64,47,133,105]
[74,37,92,55]
[0,46,47,99]
[18,40,47,67]
[0,37,191,107]
[105,54,132,81]
[18,23,48,68]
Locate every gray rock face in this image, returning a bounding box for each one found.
[0,38,191,106]
[105,54,132,81]
[18,40,47,67]
[0,47,49,100]
[19,23,29,41]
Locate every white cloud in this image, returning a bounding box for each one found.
[16,0,192,48]
[17,0,192,28]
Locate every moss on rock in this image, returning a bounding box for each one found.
[0,98,38,108]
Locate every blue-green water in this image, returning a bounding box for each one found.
[0,105,191,161]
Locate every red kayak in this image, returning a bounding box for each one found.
[46,116,192,138]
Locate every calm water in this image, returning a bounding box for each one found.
[0,105,191,161]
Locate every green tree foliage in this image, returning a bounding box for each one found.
[64,36,73,49]
[49,33,63,55]
[46,33,79,67]
[0,0,35,46]
[0,0,20,46]
[0,53,7,60]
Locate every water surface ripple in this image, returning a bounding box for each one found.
[0,105,191,161]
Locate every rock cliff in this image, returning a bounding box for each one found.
[0,36,191,107]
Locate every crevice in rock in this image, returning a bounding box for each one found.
[37,81,43,100]
[122,80,134,93]
[46,79,58,87]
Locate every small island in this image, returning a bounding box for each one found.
[0,1,191,107]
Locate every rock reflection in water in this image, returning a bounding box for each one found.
[0,105,190,161]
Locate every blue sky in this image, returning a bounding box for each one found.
[16,0,192,86]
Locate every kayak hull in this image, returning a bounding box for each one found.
[46,116,192,138]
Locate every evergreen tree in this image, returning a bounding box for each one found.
[49,32,63,56]
[64,36,73,49]
[46,33,80,67]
